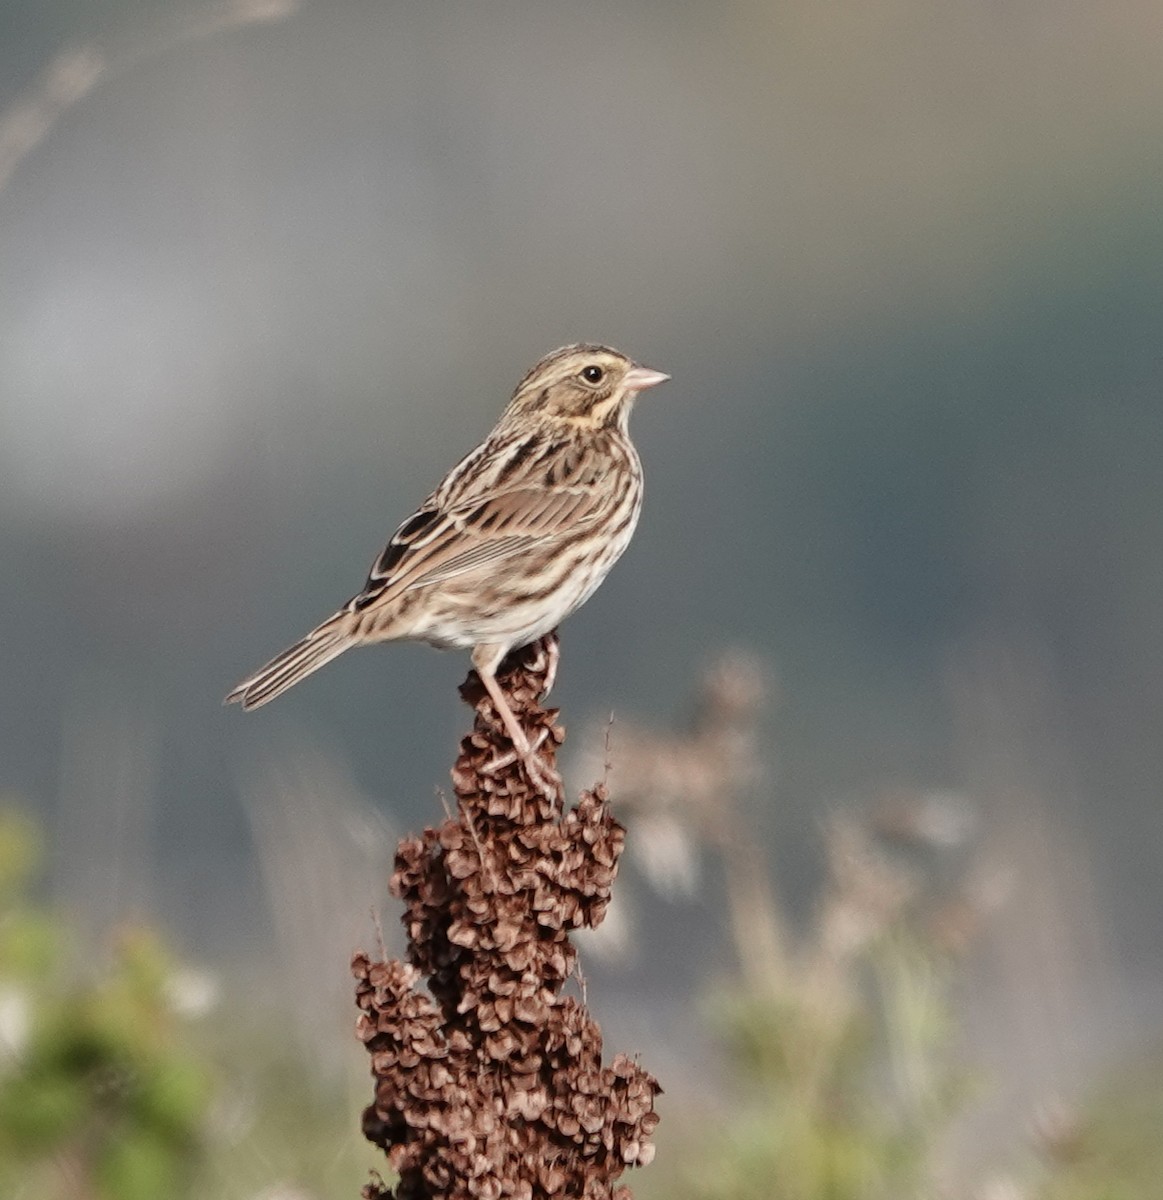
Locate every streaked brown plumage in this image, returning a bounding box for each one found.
[225,344,668,764]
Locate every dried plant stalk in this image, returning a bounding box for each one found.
[353,634,661,1200]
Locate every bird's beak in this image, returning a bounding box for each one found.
[624,365,670,392]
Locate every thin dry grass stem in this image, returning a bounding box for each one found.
[371,907,388,962]
[53,677,159,968]
[353,633,661,1200]
[0,1,299,193]
[719,835,787,997]
[938,635,1118,1188]
[244,740,397,1083]
[573,960,589,1009]
[601,714,616,791]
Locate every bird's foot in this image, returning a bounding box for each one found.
[480,724,560,795]
[471,641,562,796]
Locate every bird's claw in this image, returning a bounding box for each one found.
[480,726,559,796]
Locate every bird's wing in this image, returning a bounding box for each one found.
[347,480,606,611]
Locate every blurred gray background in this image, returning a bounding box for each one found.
[1,0,1161,1163]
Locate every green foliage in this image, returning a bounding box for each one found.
[188,1018,379,1200]
[0,808,60,984]
[0,807,210,1200]
[654,932,967,1200]
[634,818,1160,1200]
[0,805,385,1199]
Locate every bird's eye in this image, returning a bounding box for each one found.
[581,365,605,384]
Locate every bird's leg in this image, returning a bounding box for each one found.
[477,663,533,758]
[472,644,556,790]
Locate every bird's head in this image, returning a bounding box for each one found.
[505,344,669,432]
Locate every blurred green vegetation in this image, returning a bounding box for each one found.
[639,937,1163,1200]
[0,805,373,1200]
[638,909,969,1200]
[691,946,964,1200]
[0,806,209,1199]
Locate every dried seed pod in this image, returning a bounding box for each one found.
[354,635,661,1199]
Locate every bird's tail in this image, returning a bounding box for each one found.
[224,611,358,710]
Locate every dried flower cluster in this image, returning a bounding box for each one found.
[353,636,661,1200]
[576,652,787,989]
